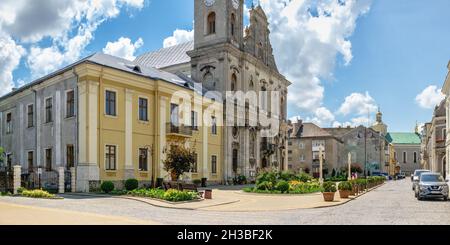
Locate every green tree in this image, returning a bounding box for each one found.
[0,147,4,166]
[163,141,196,181]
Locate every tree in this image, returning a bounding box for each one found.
[163,141,196,181]
[351,164,363,174]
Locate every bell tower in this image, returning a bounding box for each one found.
[193,0,244,50]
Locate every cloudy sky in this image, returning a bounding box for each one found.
[0,0,449,132]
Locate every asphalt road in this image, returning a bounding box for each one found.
[1,179,449,225]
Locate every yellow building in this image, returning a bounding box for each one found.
[74,53,224,191]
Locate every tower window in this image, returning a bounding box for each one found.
[231,73,237,91]
[231,13,236,38]
[207,12,216,35]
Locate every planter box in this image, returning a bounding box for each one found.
[322,192,335,202]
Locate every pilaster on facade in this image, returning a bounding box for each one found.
[125,88,134,179]
[159,96,168,179]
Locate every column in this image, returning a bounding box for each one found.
[76,81,100,192]
[55,90,62,166]
[19,104,24,167]
[58,166,64,194]
[36,96,41,166]
[124,89,134,179]
[159,96,168,179]
[13,165,21,195]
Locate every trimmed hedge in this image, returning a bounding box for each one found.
[125,179,139,191]
[101,181,115,194]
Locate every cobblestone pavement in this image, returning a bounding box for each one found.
[1,179,449,225]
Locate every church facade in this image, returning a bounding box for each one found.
[136,0,291,182]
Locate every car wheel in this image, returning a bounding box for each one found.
[417,195,422,201]
[444,196,448,201]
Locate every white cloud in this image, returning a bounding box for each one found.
[337,91,377,116]
[306,107,335,127]
[0,0,145,93]
[0,35,26,96]
[103,37,144,60]
[259,0,371,114]
[415,85,445,109]
[163,29,194,48]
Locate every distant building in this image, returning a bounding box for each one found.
[420,100,446,178]
[287,122,343,178]
[439,60,450,180]
[386,132,422,176]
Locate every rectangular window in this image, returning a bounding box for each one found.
[66,90,75,118]
[211,116,217,135]
[191,153,198,173]
[170,103,179,126]
[28,151,34,172]
[299,143,305,149]
[191,111,198,130]
[139,148,148,171]
[27,104,34,128]
[139,98,148,121]
[45,148,52,171]
[288,141,292,146]
[211,155,217,174]
[45,97,53,123]
[105,91,116,116]
[6,154,12,169]
[105,145,116,170]
[413,152,417,163]
[288,150,293,154]
[300,154,305,162]
[403,152,407,164]
[67,145,74,170]
[6,113,12,134]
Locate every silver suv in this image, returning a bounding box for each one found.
[415,173,449,201]
[412,169,431,191]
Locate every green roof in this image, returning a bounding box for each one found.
[386,132,421,144]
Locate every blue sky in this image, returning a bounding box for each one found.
[2,0,449,132]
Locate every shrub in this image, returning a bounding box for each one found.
[322,181,337,193]
[163,189,198,202]
[279,171,296,182]
[256,181,273,191]
[256,170,277,185]
[275,180,290,193]
[17,187,27,194]
[338,181,352,191]
[0,191,12,196]
[125,179,139,191]
[233,175,247,185]
[297,172,313,183]
[101,181,115,194]
[21,189,55,199]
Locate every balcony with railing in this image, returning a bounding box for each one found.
[166,123,193,137]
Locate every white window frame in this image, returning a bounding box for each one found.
[27,150,34,171]
[65,89,75,118]
[211,155,218,175]
[138,96,149,122]
[44,96,53,124]
[104,88,118,118]
[44,147,53,171]
[104,144,118,171]
[137,147,149,172]
[5,112,12,134]
[26,103,34,128]
[403,151,407,163]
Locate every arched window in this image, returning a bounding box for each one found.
[231,13,236,38]
[231,73,237,91]
[207,12,216,35]
[257,42,263,58]
[203,72,214,89]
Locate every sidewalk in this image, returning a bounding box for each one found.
[0,201,159,225]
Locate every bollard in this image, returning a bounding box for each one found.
[13,165,21,195]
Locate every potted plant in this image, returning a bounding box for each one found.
[322,181,336,202]
[338,181,352,199]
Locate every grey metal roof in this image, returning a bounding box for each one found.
[0,52,203,101]
[134,41,193,69]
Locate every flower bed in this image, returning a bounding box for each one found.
[243,169,323,194]
[18,188,61,199]
[128,188,199,202]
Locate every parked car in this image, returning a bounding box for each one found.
[398,173,406,179]
[415,173,449,201]
[412,169,431,191]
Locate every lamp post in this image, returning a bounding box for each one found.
[348,152,352,181]
[319,145,324,184]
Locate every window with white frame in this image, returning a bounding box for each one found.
[6,112,12,134]
[105,145,116,170]
[27,104,34,128]
[138,98,148,121]
[66,90,75,118]
[105,90,116,116]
